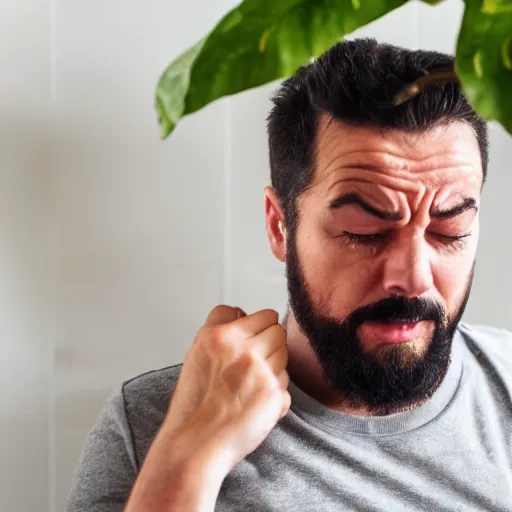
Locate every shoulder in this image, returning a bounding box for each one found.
[458,322,512,349]
[121,363,184,466]
[121,363,183,415]
[457,322,512,373]
[122,363,183,403]
[67,363,186,509]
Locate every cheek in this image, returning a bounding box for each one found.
[433,238,477,314]
[297,228,376,317]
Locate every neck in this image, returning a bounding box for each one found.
[284,312,441,416]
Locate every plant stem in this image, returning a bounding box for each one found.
[394,70,460,106]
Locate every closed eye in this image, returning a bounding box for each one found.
[433,233,471,241]
[341,231,472,245]
[340,232,388,244]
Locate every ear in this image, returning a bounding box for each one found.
[264,186,286,262]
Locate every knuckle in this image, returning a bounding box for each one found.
[207,326,233,352]
[212,323,229,339]
[239,353,278,387]
[217,321,244,341]
[239,349,260,367]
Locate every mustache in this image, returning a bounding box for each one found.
[346,296,445,328]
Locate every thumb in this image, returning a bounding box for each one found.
[205,305,246,327]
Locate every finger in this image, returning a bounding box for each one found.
[232,309,279,338]
[249,323,286,361]
[280,390,292,418]
[266,345,288,375]
[235,307,247,318]
[205,305,242,327]
[276,369,290,390]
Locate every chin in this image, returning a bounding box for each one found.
[370,337,431,368]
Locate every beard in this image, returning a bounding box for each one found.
[285,231,474,414]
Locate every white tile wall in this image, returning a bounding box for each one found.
[2,0,512,511]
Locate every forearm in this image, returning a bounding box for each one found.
[124,428,229,512]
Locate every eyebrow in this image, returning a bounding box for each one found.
[328,193,403,221]
[329,193,478,221]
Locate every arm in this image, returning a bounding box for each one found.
[65,388,229,512]
[123,425,230,512]
[67,306,290,512]
[65,390,138,512]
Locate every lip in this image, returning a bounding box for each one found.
[363,321,422,344]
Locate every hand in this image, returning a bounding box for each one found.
[162,305,291,475]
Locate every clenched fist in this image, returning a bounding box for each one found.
[162,305,291,475]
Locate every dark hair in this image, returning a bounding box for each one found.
[267,38,489,227]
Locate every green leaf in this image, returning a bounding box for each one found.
[155,39,206,139]
[156,0,407,139]
[418,0,446,6]
[456,0,512,134]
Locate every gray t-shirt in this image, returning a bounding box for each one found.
[66,323,512,511]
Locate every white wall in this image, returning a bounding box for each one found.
[2,0,511,510]
[53,2,240,509]
[0,1,52,511]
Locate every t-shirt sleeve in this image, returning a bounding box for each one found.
[65,387,138,512]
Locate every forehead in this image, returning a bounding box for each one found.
[312,114,483,196]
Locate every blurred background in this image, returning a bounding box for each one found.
[1,0,511,510]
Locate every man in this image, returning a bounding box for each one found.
[66,38,512,512]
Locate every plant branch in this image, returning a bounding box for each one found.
[394,69,460,106]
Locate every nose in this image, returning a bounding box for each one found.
[381,229,434,298]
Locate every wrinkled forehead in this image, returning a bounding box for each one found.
[311,115,483,202]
